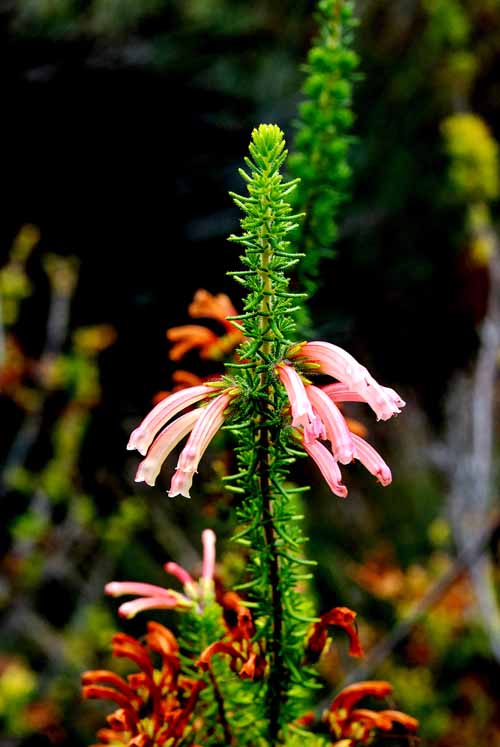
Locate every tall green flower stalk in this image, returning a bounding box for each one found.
[84,115,414,747]
[225,124,318,741]
[289,0,359,306]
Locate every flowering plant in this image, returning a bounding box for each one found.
[82,123,417,747]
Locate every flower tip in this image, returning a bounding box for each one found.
[168,469,194,498]
[201,528,216,583]
[104,582,121,597]
[126,431,137,449]
[167,487,191,499]
[126,429,144,453]
[201,528,216,544]
[378,467,392,486]
[117,602,136,619]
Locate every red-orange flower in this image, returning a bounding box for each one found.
[166,290,243,363]
[82,622,205,747]
[306,606,364,662]
[220,591,255,643]
[167,325,220,361]
[196,592,265,681]
[324,680,418,745]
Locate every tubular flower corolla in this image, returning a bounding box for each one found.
[127,380,236,497]
[278,340,405,497]
[105,530,217,618]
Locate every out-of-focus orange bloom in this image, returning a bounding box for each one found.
[343,417,368,439]
[350,546,475,625]
[167,325,220,361]
[155,290,244,403]
[188,290,237,329]
[82,622,205,747]
[349,548,405,600]
[306,606,364,662]
[435,572,475,618]
[0,336,26,393]
[25,701,65,743]
[324,680,418,745]
[166,290,244,363]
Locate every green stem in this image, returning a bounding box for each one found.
[208,668,233,746]
[258,423,286,745]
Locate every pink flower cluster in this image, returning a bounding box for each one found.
[105,529,216,618]
[127,382,236,498]
[126,335,403,500]
[279,340,405,497]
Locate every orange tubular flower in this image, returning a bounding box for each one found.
[220,591,255,643]
[167,325,220,361]
[324,680,418,745]
[166,290,244,364]
[82,622,205,747]
[306,606,364,662]
[196,592,265,681]
[188,289,237,330]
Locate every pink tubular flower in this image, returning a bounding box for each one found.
[169,392,231,498]
[134,409,201,486]
[292,341,405,421]
[127,379,235,497]
[105,581,192,618]
[176,393,230,473]
[276,364,324,442]
[127,383,215,456]
[201,528,216,584]
[303,438,348,498]
[352,434,392,486]
[306,385,354,465]
[105,530,217,618]
[282,340,403,497]
[168,469,195,499]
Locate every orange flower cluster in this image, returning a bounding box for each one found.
[152,290,244,403]
[324,681,418,745]
[298,681,418,746]
[197,591,266,681]
[167,290,243,363]
[82,622,205,747]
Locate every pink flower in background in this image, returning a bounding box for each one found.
[105,529,217,618]
[128,380,236,497]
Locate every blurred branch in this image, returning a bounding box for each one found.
[444,225,500,661]
[1,270,74,491]
[2,600,69,669]
[149,498,200,569]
